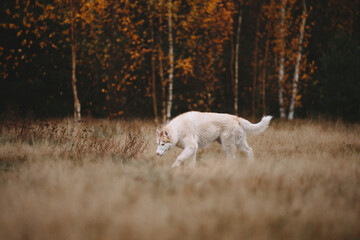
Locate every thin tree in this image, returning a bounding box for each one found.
[288,0,307,120]
[70,0,81,122]
[278,0,286,119]
[166,0,174,121]
[234,3,243,116]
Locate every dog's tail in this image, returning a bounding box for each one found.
[238,116,272,135]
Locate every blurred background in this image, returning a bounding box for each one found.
[0,0,359,122]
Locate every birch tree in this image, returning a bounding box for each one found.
[234,3,243,116]
[278,0,287,119]
[166,0,174,121]
[288,0,307,120]
[70,0,81,122]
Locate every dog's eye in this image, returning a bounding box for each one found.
[161,143,165,146]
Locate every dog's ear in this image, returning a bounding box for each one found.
[156,129,160,137]
[164,130,170,137]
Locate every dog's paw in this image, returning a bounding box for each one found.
[171,161,180,168]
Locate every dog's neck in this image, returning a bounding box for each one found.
[163,125,179,145]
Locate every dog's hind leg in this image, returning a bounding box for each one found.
[172,144,198,168]
[223,143,236,161]
[221,132,236,161]
[236,139,254,164]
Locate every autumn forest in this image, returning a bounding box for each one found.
[1,0,360,122]
[1,2,360,239]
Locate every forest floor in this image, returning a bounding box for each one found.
[0,118,359,240]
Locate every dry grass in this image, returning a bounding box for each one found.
[0,118,359,240]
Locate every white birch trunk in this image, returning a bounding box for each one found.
[166,0,174,121]
[234,5,243,116]
[288,0,307,120]
[70,0,81,122]
[278,1,286,119]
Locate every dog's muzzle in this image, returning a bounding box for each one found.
[156,149,167,156]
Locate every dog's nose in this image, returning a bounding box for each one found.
[156,151,161,156]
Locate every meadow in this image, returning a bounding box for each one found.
[0,117,359,240]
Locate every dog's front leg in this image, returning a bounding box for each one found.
[171,145,197,168]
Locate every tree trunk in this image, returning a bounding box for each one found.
[70,0,81,122]
[262,21,270,115]
[149,3,158,123]
[278,0,286,119]
[288,0,307,120]
[166,0,174,121]
[252,16,259,118]
[234,4,243,116]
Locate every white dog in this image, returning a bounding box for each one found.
[156,111,272,167]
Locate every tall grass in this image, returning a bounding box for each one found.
[0,118,359,240]
[0,119,146,165]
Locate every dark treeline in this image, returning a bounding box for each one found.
[0,0,359,122]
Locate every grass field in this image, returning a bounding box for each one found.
[0,118,359,240]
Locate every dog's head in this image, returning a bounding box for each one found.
[156,128,174,156]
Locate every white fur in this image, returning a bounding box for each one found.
[156,111,272,168]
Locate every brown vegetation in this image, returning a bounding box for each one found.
[0,119,359,240]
